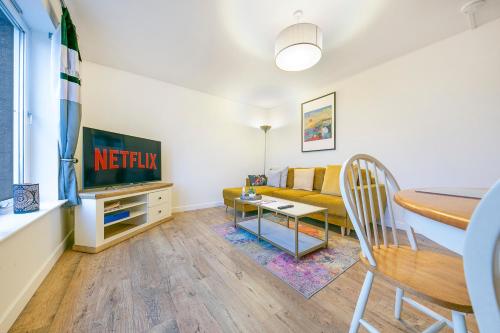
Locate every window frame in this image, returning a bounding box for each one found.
[0,0,29,205]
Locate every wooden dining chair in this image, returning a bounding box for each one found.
[464,180,500,333]
[340,154,472,333]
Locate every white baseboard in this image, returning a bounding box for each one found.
[172,201,224,213]
[0,229,73,332]
[395,219,406,230]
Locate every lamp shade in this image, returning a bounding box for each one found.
[275,23,322,71]
[260,125,272,133]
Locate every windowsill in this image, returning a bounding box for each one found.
[0,200,67,243]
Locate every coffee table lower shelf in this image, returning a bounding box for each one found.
[237,218,326,259]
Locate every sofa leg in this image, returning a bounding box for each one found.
[341,226,346,237]
[347,228,351,236]
[225,205,228,213]
[242,211,246,219]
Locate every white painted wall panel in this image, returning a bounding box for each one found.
[267,19,500,190]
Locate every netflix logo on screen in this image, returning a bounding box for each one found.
[83,127,161,189]
[94,148,157,171]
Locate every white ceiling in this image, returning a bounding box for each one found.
[67,0,500,109]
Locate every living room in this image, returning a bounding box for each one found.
[0,0,499,332]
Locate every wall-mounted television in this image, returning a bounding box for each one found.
[82,127,161,189]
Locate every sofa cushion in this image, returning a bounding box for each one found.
[286,167,325,190]
[299,194,347,218]
[280,167,289,188]
[271,188,319,200]
[222,186,277,199]
[351,184,387,222]
[321,165,342,195]
[286,168,294,188]
[266,170,281,187]
[293,168,315,191]
[248,174,267,186]
[313,167,326,191]
[268,167,288,188]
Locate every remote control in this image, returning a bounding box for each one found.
[278,204,294,210]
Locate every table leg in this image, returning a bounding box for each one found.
[295,216,299,259]
[324,210,329,248]
[257,206,261,241]
[233,199,237,227]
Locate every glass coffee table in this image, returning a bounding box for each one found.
[233,195,328,259]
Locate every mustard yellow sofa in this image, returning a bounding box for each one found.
[222,167,387,235]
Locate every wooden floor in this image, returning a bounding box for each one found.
[10,207,478,333]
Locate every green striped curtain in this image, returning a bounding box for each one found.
[58,5,82,206]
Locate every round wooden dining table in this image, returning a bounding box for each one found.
[394,189,485,255]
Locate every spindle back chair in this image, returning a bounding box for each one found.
[464,180,500,333]
[340,154,471,333]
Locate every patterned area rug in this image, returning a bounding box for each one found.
[212,215,360,298]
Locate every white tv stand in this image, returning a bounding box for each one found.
[74,182,173,253]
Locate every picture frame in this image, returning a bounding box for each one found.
[301,92,336,152]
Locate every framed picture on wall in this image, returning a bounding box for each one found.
[301,92,336,152]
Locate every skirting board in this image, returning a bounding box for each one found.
[0,229,73,333]
[172,200,224,213]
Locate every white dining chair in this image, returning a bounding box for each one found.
[340,154,472,333]
[463,180,500,333]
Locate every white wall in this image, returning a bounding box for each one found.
[0,24,72,332]
[78,62,267,211]
[0,204,71,332]
[267,18,500,189]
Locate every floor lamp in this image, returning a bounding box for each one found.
[260,125,271,174]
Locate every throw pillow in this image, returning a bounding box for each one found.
[266,170,281,187]
[280,167,288,188]
[321,164,360,196]
[292,168,315,191]
[268,166,289,188]
[347,164,360,187]
[248,174,267,186]
[321,165,342,195]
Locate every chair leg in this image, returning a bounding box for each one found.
[394,288,404,319]
[422,320,447,333]
[451,311,466,333]
[341,226,346,236]
[349,271,374,333]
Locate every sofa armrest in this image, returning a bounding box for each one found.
[350,184,388,222]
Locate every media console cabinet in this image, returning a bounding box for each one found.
[74,182,173,253]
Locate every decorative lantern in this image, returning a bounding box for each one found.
[13,183,40,214]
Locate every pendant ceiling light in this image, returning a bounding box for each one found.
[275,10,323,72]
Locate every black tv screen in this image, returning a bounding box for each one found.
[83,127,161,189]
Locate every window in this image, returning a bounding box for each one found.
[0,1,26,204]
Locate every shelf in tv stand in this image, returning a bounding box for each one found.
[104,201,147,214]
[104,210,147,228]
